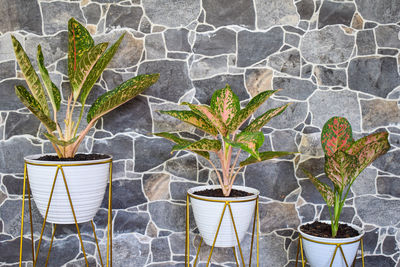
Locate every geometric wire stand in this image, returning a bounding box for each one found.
[185,193,259,267]
[19,159,113,267]
[295,233,365,267]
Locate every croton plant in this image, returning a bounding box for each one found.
[302,116,390,237]
[156,85,295,197]
[11,18,159,158]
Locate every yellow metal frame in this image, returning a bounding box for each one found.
[185,193,259,267]
[19,158,113,267]
[295,233,365,267]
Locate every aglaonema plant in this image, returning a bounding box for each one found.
[302,116,390,237]
[155,85,295,197]
[11,18,159,158]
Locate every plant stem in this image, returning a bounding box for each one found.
[207,158,227,195]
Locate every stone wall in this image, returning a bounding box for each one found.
[0,0,399,266]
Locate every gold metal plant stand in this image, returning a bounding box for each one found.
[295,233,365,267]
[185,193,260,267]
[19,159,113,267]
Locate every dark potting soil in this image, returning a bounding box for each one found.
[193,188,252,198]
[300,221,359,238]
[37,154,109,161]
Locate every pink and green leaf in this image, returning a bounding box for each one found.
[302,168,335,206]
[43,133,78,147]
[244,103,290,132]
[171,138,221,153]
[321,116,354,156]
[210,84,240,127]
[324,151,358,189]
[224,131,264,160]
[240,151,295,166]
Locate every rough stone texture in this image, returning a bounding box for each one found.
[361,99,400,131]
[375,25,400,49]
[165,155,197,181]
[355,196,400,226]
[355,0,400,24]
[255,0,299,30]
[245,68,274,97]
[356,30,376,56]
[314,66,346,87]
[134,136,174,172]
[143,173,171,201]
[259,202,300,233]
[351,167,377,196]
[92,134,133,160]
[295,0,314,20]
[373,150,400,176]
[145,33,166,60]
[377,176,400,198]
[318,1,356,29]
[164,28,191,52]
[101,179,147,209]
[268,49,301,76]
[193,28,236,56]
[0,0,42,35]
[114,210,149,235]
[149,201,185,232]
[106,5,142,31]
[4,112,40,139]
[300,26,355,64]
[190,56,228,80]
[273,77,316,100]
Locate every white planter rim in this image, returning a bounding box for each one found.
[188,185,259,202]
[25,154,112,166]
[298,220,364,244]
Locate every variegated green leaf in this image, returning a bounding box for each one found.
[37,45,61,111]
[230,90,277,132]
[87,73,159,123]
[43,133,78,147]
[224,131,264,159]
[321,116,354,157]
[172,138,221,153]
[15,85,56,131]
[80,33,125,105]
[301,168,334,206]
[210,84,240,127]
[11,35,49,116]
[68,18,94,80]
[240,151,295,166]
[324,151,358,189]
[159,110,218,136]
[71,42,108,100]
[154,132,210,159]
[244,104,290,132]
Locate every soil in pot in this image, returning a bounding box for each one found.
[300,221,359,238]
[193,188,252,197]
[37,153,109,161]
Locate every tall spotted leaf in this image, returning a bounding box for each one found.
[240,151,295,166]
[230,90,277,132]
[210,85,240,129]
[244,104,290,132]
[224,131,264,160]
[324,151,358,188]
[302,168,334,206]
[172,138,221,153]
[159,110,218,136]
[70,43,108,100]
[11,36,49,116]
[321,117,353,156]
[37,45,61,111]
[87,74,159,123]
[68,18,94,80]
[15,85,56,131]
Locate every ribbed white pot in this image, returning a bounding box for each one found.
[188,185,259,248]
[25,154,111,224]
[298,221,364,267]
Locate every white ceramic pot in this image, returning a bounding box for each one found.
[188,185,259,248]
[298,221,364,267]
[25,154,111,224]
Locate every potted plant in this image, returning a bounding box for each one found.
[299,116,390,267]
[12,18,159,224]
[156,85,294,247]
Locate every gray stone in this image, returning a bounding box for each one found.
[259,202,300,233]
[190,56,228,80]
[5,112,40,139]
[299,177,331,204]
[300,26,355,64]
[285,33,300,48]
[314,66,346,87]
[35,236,79,266]
[193,28,236,56]
[143,173,170,201]
[134,136,174,172]
[355,0,400,24]
[101,179,147,209]
[102,70,134,91]
[3,175,23,195]
[296,157,325,178]
[170,181,200,201]
[361,99,400,131]
[196,24,214,32]
[92,135,132,160]
[106,5,142,31]
[164,28,191,52]
[383,235,398,255]
[140,16,152,34]
[354,255,396,266]
[245,68,273,97]
[0,61,15,80]
[378,49,398,56]
[0,237,32,263]
[149,201,185,232]
[309,89,361,131]
[145,33,165,60]
[298,204,315,223]
[0,0,42,35]
[362,228,379,254]
[271,130,297,152]
[237,27,284,67]
[318,1,356,29]
[165,155,198,180]
[82,3,101,25]
[356,30,376,55]
[389,133,400,148]
[138,60,192,102]
[142,0,200,27]
[0,34,18,62]
[355,195,400,226]
[193,74,249,104]
[268,49,301,76]
[246,160,297,200]
[295,0,315,20]
[114,210,149,235]
[167,52,189,60]
[0,137,41,174]
[255,0,299,30]
[151,102,197,133]
[203,0,255,29]
[0,79,26,110]
[352,167,377,196]
[151,237,171,262]
[301,64,313,79]
[41,1,85,35]
[377,176,400,198]
[375,25,400,49]
[273,77,316,100]
[373,150,400,176]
